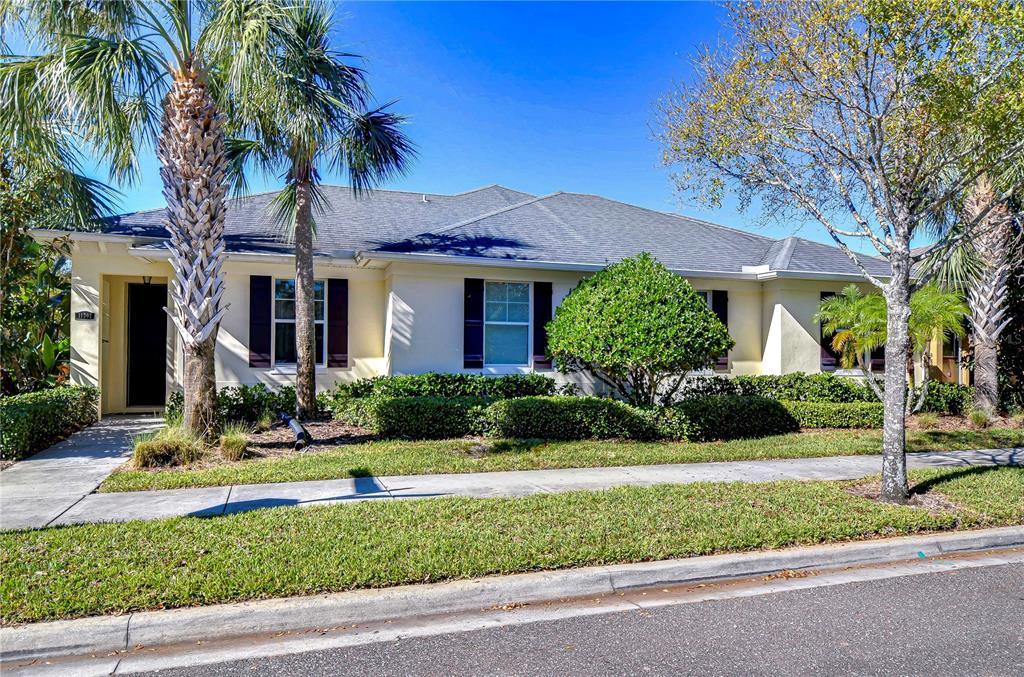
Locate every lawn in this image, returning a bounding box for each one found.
[3,466,1021,625]
[99,428,1024,493]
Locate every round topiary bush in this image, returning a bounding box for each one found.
[546,253,734,406]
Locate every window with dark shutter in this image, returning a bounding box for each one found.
[711,290,729,370]
[820,291,839,371]
[464,278,484,369]
[249,275,272,368]
[326,279,348,368]
[533,281,553,369]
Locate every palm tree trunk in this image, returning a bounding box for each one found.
[293,175,317,420]
[963,177,1011,415]
[880,254,912,503]
[159,66,229,438]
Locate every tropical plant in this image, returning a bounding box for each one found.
[6,0,285,436]
[659,0,1024,502]
[227,0,414,420]
[927,184,1021,415]
[546,253,734,406]
[816,285,969,412]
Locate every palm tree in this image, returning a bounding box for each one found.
[816,284,969,411]
[228,1,414,420]
[6,0,283,436]
[928,177,1018,415]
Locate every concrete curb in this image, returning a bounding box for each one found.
[3,526,1022,663]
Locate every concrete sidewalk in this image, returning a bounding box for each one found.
[0,416,163,531]
[26,446,1022,529]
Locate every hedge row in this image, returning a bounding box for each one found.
[333,372,559,400]
[781,401,884,429]
[166,385,313,423]
[675,373,877,403]
[0,385,100,461]
[917,382,973,416]
[336,394,880,442]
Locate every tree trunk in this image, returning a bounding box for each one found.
[880,257,912,503]
[963,177,1011,415]
[294,176,317,420]
[183,340,218,435]
[158,66,229,439]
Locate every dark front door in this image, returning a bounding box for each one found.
[127,283,168,407]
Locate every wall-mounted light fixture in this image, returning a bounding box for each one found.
[143,276,152,285]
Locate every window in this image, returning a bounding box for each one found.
[273,279,325,365]
[820,291,839,371]
[484,281,530,366]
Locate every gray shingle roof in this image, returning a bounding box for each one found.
[103,184,890,278]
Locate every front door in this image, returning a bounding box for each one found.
[126,283,168,407]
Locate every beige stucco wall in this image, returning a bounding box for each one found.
[760,278,877,375]
[69,237,885,414]
[70,241,387,414]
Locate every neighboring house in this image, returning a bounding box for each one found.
[34,184,903,415]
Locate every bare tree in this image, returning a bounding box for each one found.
[660,0,1024,502]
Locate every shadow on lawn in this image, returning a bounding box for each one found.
[910,465,1006,496]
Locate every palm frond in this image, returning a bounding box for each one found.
[334,103,416,195]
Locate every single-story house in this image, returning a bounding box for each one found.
[34,184,951,416]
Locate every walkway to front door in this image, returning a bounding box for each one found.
[0,416,163,530]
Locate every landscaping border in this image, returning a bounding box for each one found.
[3,526,1021,664]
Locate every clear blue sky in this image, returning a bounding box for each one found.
[87,1,845,247]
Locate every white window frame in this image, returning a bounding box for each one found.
[482,280,532,372]
[271,277,327,370]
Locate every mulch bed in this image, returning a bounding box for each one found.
[245,418,376,458]
[845,479,962,514]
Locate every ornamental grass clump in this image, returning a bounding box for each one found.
[132,426,204,468]
[219,422,250,462]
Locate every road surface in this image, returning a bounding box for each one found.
[141,561,1024,676]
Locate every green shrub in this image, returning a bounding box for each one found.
[132,426,204,468]
[332,373,557,400]
[734,373,876,403]
[781,401,883,428]
[329,396,374,428]
[368,397,490,439]
[919,382,973,415]
[166,385,301,424]
[660,396,800,442]
[219,423,250,462]
[484,396,661,441]
[0,385,100,461]
[674,373,877,404]
[547,253,733,406]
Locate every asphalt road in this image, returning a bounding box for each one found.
[142,563,1024,676]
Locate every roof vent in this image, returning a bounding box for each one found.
[421,194,429,203]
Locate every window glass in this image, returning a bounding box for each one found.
[483,282,530,365]
[485,325,529,365]
[273,278,325,365]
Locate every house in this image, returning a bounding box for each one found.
[34,184,905,416]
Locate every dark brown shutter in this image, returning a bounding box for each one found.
[532,281,553,369]
[463,278,484,369]
[248,275,272,367]
[711,290,729,370]
[327,278,348,368]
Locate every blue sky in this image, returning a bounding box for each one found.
[85,1,845,247]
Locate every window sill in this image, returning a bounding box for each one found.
[269,365,330,375]
[480,365,533,375]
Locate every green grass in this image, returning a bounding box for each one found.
[99,428,1024,493]
[3,466,1021,625]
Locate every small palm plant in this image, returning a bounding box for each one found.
[227,0,415,420]
[816,284,968,411]
[6,0,285,436]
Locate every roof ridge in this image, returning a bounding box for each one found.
[412,192,565,238]
[768,236,798,270]
[558,192,777,244]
